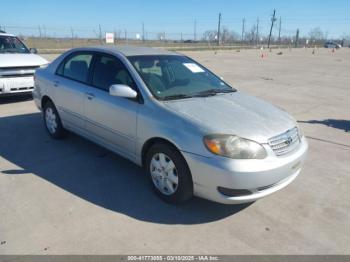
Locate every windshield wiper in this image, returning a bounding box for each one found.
[160,94,194,101]
[192,88,235,97]
[160,88,235,101]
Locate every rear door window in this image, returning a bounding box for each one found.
[58,53,93,83]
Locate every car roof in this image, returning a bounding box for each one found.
[74,45,181,57]
[0,33,15,37]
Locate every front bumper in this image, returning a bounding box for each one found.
[182,136,308,204]
[0,76,34,96]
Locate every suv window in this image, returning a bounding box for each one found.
[0,36,29,54]
[58,53,93,83]
[92,54,135,91]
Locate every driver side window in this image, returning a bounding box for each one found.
[92,54,135,92]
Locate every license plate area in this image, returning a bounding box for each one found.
[0,76,34,91]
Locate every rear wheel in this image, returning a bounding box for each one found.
[145,143,193,204]
[43,100,67,139]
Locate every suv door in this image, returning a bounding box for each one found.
[84,53,140,161]
[55,52,93,132]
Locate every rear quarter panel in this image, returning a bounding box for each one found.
[33,69,54,110]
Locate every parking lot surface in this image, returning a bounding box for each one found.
[1,48,349,254]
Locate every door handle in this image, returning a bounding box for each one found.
[86,92,95,100]
[53,80,60,87]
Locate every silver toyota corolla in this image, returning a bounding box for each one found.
[33,46,308,204]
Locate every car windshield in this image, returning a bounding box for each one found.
[128,55,236,100]
[0,35,30,54]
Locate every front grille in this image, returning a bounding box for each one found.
[0,66,39,78]
[10,87,34,91]
[268,127,300,156]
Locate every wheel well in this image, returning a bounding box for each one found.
[141,137,180,167]
[41,95,52,109]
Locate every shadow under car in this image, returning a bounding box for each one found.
[0,112,251,225]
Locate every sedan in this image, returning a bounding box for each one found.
[324,41,341,49]
[33,46,308,204]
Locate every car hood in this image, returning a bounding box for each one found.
[163,92,296,144]
[0,53,48,68]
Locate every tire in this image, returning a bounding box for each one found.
[43,100,67,139]
[145,142,193,204]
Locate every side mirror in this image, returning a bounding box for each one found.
[109,84,137,99]
[30,48,38,54]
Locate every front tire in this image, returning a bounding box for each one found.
[145,143,193,204]
[43,100,67,139]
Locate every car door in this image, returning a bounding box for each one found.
[54,52,93,132]
[84,53,139,161]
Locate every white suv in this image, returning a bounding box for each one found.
[0,31,48,97]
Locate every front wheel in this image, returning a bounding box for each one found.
[145,143,193,204]
[43,100,67,139]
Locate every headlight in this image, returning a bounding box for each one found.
[203,134,267,159]
[40,64,48,69]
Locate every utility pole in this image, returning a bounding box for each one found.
[256,17,259,46]
[124,29,128,45]
[217,13,221,46]
[295,29,299,48]
[38,26,42,38]
[241,18,245,42]
[278,17,282,44]
[194,19,197,41]
[70,27,74,47]
[142,22,145,42]
[99,24,102,44]
[267,9,277,48]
